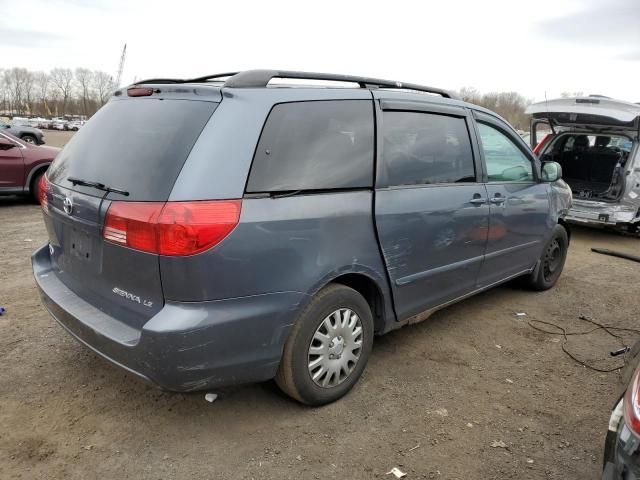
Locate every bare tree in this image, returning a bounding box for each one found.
[50,68,74,115]
[34,71,50,116]
[5,68,31,115]
[23,71,35,114]
[459,86,482,105]
[0,69,7,113]
[93,71,115,106]
[75,68,93,116]
[457,88,532,130]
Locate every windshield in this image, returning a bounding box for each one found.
[47,98,218,201]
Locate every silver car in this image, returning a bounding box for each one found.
[526,96,640,232]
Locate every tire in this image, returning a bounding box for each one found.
[526,224,568,291]
[21,134,36,144]
[275,284,374,405]
[30,171,44,204]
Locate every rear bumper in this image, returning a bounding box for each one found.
[566,200,638,228]
[32,244,307,391]
[602,399,640,479]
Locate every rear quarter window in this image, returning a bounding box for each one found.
[246,100,374,192]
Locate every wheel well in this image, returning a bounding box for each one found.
[558,219,571,243]
[330,274,385,333]
[28,166,48,192]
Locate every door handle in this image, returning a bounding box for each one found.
[490,195,506,204]
[469,194,487,205]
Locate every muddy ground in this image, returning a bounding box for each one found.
[1,151,639,478]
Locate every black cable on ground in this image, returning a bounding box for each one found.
[591,247,640,264]
[527,315,640,373]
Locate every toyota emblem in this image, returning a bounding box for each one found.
[63,197,73,215]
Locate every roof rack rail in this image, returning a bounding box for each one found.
[222,70,458,99]
[133,70,458,99]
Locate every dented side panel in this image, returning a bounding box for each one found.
[374,185,490,321]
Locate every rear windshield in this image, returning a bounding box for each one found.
[47,99,217,201]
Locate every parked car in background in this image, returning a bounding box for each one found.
[33,70,571,405]
[0,119,45,144]
[29,117,49,128]
[11,116,31,126]
[50,119,68,131]
[603,341,640,479]
[526,96,640,232]
[67,120,84,131]
[0,131,59,201]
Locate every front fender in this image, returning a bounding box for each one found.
[550,179,573,223]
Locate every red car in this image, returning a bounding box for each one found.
[0,131,60,201]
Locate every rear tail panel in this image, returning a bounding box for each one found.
[41,89,221,328]
[44,185,163,327]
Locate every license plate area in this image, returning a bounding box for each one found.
[68,229,93,261]
[59,224,103,274]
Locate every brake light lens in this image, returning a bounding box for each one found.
[38,174,49,212]
[624,367,640,435]
[127,87,154,97]
[103,200,242,256]
[533,134,552,155]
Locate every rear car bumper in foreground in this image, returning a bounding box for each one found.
[603,399,640,480]
[32,244,307,391]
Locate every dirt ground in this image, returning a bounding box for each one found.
[1,171,639,478]
[41,130,74,149]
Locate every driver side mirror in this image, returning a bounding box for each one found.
[541,161,562,182]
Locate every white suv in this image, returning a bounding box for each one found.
[527,96,640,232]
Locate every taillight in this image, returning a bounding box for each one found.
[103,200,242,256]
[127,87,154,97]
[533,134,552,155]
[38,174,49,212]
[624,367,640,435]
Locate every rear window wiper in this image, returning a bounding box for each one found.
[68,177,130,197]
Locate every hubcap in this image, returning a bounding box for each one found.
[543,238,562,281]
[308,308,363,388]
[23,137,34,143]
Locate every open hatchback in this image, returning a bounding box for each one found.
[526,96,640,231]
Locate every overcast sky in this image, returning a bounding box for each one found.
[2,0,639,102]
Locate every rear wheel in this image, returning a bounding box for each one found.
[526,224,568,290]
[20,134,36,144]
[275,284,374,405]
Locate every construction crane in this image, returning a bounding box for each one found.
[115,43,127,87]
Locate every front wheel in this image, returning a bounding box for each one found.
[21,134,36,144]
[526,224,568,290]
[275,284,374,405]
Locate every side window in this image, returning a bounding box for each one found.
[477,123,534,182]
[382,111,475,186]
[246,100,374,192]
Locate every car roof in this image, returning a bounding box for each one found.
[133,69,460,99]
[526,96,640,123]
[123,69,517,131]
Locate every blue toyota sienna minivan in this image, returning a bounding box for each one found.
[33,70,572,405]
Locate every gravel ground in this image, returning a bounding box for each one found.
[0,185,639,479]
[41,130,74,148]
